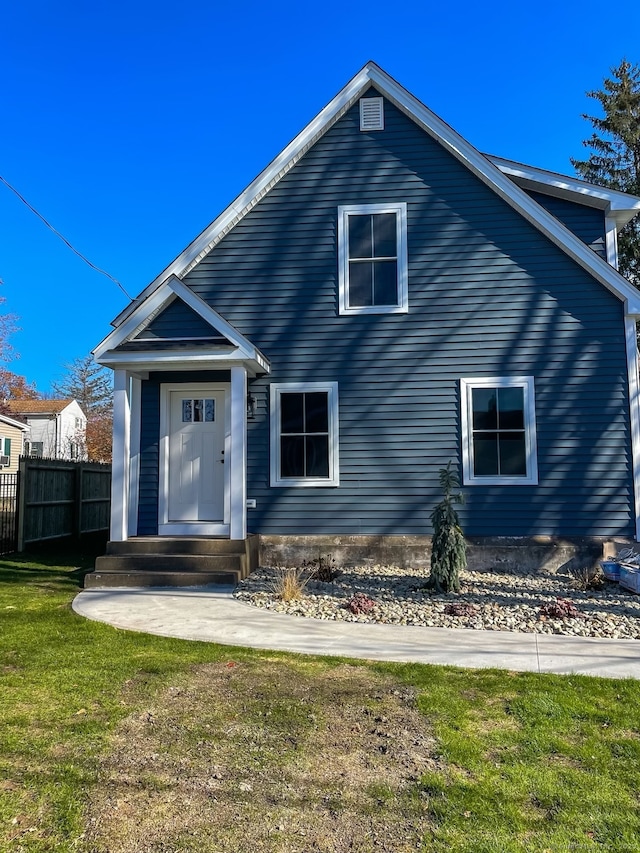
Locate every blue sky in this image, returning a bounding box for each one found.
[2,0,639,392]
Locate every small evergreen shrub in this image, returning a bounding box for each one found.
[427,462,466,594]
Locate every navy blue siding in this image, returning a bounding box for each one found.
[139,298,223,340]
[137,381,160,535]
[525,190,607,259]
[159,90,636,538]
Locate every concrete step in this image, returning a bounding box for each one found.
[84,570,240,589]
[94,553,245,574]
[106,538,247,556]
[86,536,258,589]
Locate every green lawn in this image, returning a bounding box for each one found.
[2,549,640,852]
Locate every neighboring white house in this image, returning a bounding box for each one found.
[0,413,30,473]
[5,400,87,461]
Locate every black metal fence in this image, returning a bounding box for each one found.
[0,474,18,555]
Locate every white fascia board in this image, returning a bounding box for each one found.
[97,352,269,378]
[0,414,29,432]
[95,274,270,369]
[489,155,640,228]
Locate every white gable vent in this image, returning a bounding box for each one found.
[359,97,384,131]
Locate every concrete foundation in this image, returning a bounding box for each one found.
[258,534,635,575]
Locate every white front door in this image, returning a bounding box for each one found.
[159,384,229,535]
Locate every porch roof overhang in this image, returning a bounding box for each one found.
[95,349,269,378]
[93,274,270,378]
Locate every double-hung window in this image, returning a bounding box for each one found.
[338,203,408,314]
[270,383,339,487]
[460,377,538,485]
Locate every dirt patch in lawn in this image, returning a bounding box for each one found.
[83,660,441,852]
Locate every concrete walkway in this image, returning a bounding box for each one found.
[72,585,640,679]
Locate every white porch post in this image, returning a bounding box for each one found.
[625,317,640,541]
[229,365,247,540]
[111,369,131,541]
[127,376,142,537]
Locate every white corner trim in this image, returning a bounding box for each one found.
[270,382,340,487]
[460,376,538,486]
[624,318,640,541]
[337,202,408,315]
[605,216,619,269]
[110,370,131,541]
[229,366,247,540]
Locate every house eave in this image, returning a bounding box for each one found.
[96,349,270,378]
[489,155,640,229]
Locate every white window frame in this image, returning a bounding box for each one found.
[460,376,538,486]
[270,382,339,487]
[338,202,408,315]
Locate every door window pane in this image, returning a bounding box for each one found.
[182,400,193,422]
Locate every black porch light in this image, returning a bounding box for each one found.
[247,393,257,420]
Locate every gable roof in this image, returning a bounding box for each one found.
[6,399,76,416]
[94,274,270,375]
[111,61,640,324]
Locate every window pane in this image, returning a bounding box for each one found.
[348,215,372,259]
[473,432,499,475]
[472,388,498,430]
[498,387,524,430]
[193,399,203,422]
[372,213,396,257]
[499,433,527,475]
[306,435,330,478]
[373,260,398,305]
[204,399,215,422]
[349,262,373,306]
[182,400,193,422]
[281,436,304,477]
[305,393,328,432]
[281,393,304,433]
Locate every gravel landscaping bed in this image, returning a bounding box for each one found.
[233,563,640,639]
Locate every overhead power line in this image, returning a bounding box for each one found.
[0,174,132,300]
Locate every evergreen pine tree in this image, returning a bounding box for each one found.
[427,462,466,594]
[571,59,640,285]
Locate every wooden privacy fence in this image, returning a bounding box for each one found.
[17,457,111,549]
[0,474,18,555]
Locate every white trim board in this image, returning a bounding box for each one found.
[109,61,640,330]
